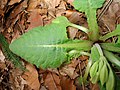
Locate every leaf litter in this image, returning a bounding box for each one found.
[0,0,120,90]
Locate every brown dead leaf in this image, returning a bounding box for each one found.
[5,0,27,29]
[27,0,41,11]
[0,0,8,10]
[11,29,21,42]
[67,27,78,39]
[0,50,5,62]
[40,86,47,90]
[66,0,74,6]
[90,83,100,90]
[56,1,66,17]
[100,0,120,34]
[59,59,79,79]
[0,61,6,71]
[44,72,61,90]
[27,9,43,31]
[60,66,78,79]
[22,63,40,90]
[8,0,21,5]
[60,76,76,90]
[9,68,25,90]
[44,0,61,9]
[66,10,81,23]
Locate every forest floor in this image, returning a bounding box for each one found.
[0,0,120,90]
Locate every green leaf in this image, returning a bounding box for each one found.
[9,19,92,69]
[100,63,108,86]
[100,24,120,41]
[73,0,105,12]
[90,72,99,84]
[103,50,120,69]
[106,69,115,90]
[98,82,106,90]
[91,45,100,62]
[117,36,120,44]
[52,16,71,27]
[101,43,120,53]
[73,0,105,41]
[98,58,104,72]
[90,60,99,78]
[52,16,89,33]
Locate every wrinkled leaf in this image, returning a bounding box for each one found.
[100,24,120,41]
[9,17,92,68]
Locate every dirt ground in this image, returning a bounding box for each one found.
[0,0,120,90]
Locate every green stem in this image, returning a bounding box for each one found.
[86,9,99,41]
[69,23,89,34]
[95,43,103,56]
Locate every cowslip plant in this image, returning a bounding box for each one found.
[9,0,120,90]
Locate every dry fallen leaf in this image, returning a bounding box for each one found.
[0,61,6,71]
[67,27,78,39]
[0,0,8,10]
[59,59,80,79]
[44,0,61,9]
[27,9,43,31]
[90,83,100,90]
[0,50,5,62]
[9,68,24,90]
[22,63,40,90]
[60,76,76,90]
[44,72,62,90]
[100,0,120,33]
[66,0,74,6]
[60,66,79,79]
[8,0,21,5]
[27,0,41,11]
[5,0,27,29]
